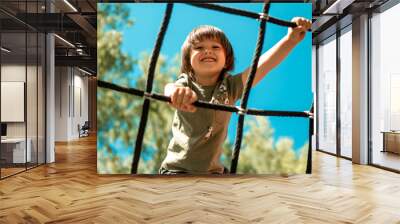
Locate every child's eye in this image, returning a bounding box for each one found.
[194,46,203,50]
[212,45,220,49]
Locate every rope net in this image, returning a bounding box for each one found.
[98,2,314,174]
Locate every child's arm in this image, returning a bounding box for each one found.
[165,83,198,112]
[240,17,312,87]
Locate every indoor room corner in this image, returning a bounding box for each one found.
[0,0,97,179]
[313,0,400,172]
[54,66,96,142]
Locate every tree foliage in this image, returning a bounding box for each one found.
[98,3,134,84]
[97,3,178,174]
[231,117,308,174]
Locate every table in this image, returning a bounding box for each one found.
[1,138,32,163]
[381,131,400,154]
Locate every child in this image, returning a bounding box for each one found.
[160,18,312,174]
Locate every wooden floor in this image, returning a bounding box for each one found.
[1,135,400,223]
[373,150,400,171]
[0,167,26,177]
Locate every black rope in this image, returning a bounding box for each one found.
[230,2,270,174]
[306,103,314,174]
[186,3,311,31]
[131,3,173,174]
[98,80,312,118]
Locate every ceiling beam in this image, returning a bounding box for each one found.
[67,13,96,39]
[55,55,96,70]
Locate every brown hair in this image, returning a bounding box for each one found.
[180,25,234,79]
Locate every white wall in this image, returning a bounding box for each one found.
[1,72,25,123]
[73,73,89,137]
[1,65,26,81]
[55,66,69,141]
[1,64,45,164]
[1,65,28,138]
[55,67,89,141]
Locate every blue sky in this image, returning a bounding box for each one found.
[115,3,312,150]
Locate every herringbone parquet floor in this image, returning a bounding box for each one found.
[1,135,400,224]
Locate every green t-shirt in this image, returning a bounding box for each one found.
[161,73,244,174]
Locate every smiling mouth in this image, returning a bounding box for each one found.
[201,57,216,62]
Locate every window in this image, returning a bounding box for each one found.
[371,2,400,171]
[339,27,352,158]
[0,0,47,179]
[317,35,337,154]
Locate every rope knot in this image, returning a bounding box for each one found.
[237,107,247,116]
[258,13,269,21]
[144,92,152,100]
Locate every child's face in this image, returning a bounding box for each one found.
[190,38,226,78]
